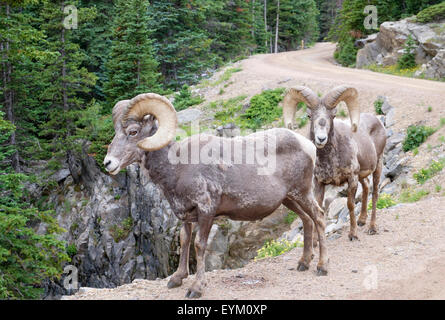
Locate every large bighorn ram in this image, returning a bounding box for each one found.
[104,93,327,298]
[283,86,386,240]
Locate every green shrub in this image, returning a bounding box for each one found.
[255,239,302,260]
[399,189,429,203]
[337,109,348,118]
[334,38,358,67]
[402,125,436,151]
[397,36,417,70]
[417,2,445,23]
[66,244,78,257]
[110,217,134,242]
[173,85,204,111]
[284,211,298,225]
[413,159,445,184]
[241,88,285,130]
[368,193,397,210]
[374,98,384,115]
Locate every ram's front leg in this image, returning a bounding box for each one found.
[185,214,213,299]
[167,222,193,289]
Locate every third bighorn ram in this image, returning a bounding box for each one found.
[283,86,387,240]
[104,93,327,298]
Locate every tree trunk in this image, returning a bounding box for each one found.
[61,1,69,137]
[274,0,280,54]
[251,0,255,38]
[264,0,267,51]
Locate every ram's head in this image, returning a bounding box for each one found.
[282,86,360,149]
[103,93,177,175]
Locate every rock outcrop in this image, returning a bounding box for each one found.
[356,17,445,80]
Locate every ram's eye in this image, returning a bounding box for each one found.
[129,130,138,136]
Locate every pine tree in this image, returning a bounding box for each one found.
[104,0,160,110]
[37,0,97,155]
[0,111,69,299]
[73,0,115,102]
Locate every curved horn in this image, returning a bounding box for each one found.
[123,93,177,151]
[112,100,131,128]
[323,86,360,133]
[282,86,320,129]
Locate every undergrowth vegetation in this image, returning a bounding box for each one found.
[173,85,205,111]
[368,193,397,210]
[416,1,445,23]
[210,88,285,131]
[413,158,445,184]
[403,125,436,152]
[255,239,302,261]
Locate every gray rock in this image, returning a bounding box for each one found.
[356,18,445,80]
[327,198,347,220]
[386,133,405,152]
[205,225,229,271]
[385,109,395,128]
[51,169,71,182]
[177,108,202,124]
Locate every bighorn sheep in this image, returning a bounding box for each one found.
[283,86,386,240]
[104,93,327,298]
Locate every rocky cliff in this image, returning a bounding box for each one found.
[356,17,445,80]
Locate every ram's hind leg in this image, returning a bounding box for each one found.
[357,177,369,227]
[369,158,383,235]
[347,176,359,241]
[167,222,193,289]
[283,199,314,271]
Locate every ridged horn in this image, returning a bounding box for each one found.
[282,86,320,129]
[112,100,131,129]
[123,93,177,151]
[323,86,360,133]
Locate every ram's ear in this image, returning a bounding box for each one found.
[143,115,156,124]
[306,108,312,119]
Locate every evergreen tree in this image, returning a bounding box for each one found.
[37,0,97,155]
[330,0,442,66]
[73,0,115,102]
[0,1,52,169]
[0,112,69,299]
[104,0,160,110]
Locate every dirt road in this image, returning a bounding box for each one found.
[214,42,445,132]
[66,197,445,300]
[65,44,445,300]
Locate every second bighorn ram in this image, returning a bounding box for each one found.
[283,86,386,240]
[104,93,327,298]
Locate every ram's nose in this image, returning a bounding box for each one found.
[103,156,120,175]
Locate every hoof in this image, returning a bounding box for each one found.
[357,221,366,227]
[297,262,309,272]
[316,266,328,276]
[167,277,183,289]
[367,227,378,235]
[185,289,202,299]
[348,234,359,241]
